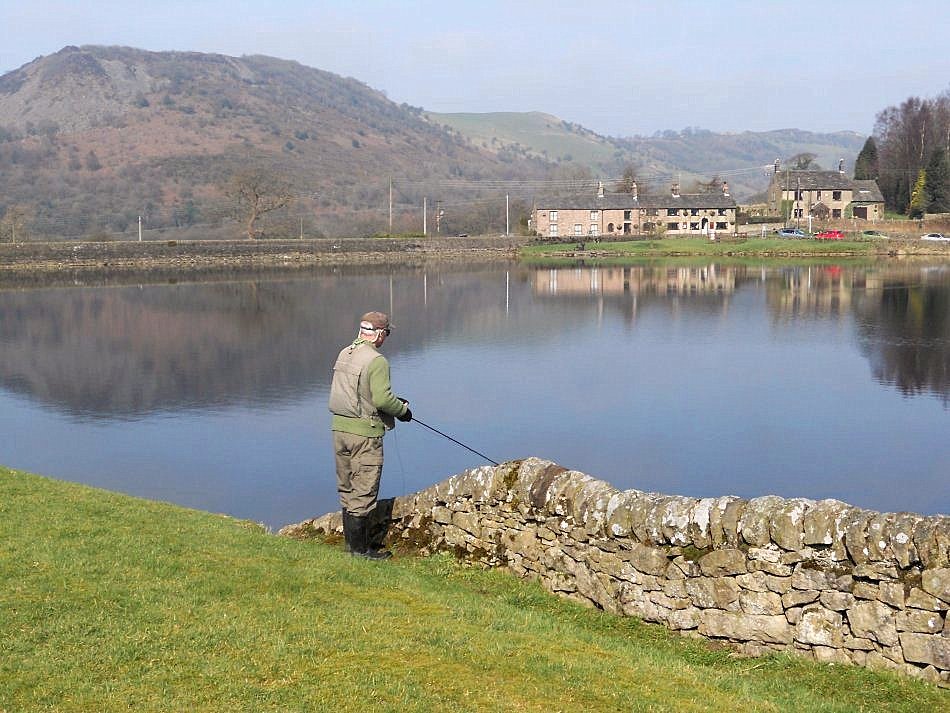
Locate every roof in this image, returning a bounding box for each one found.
[536,192,736,211]
[851,180,884,203]
[771,170,854,190]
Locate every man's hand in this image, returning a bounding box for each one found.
[397,398,412,422]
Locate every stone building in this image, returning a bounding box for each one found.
[534,182,737,239]
[767,162,885,222]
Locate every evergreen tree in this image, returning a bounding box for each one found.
[853,136,879,180]
[924,147,950,213]
[909,168,928,218]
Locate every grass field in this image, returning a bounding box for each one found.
[520,237,891,260]
[1,467,945,712]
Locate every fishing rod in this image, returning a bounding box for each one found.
[410,416,499,466]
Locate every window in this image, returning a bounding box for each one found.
[718,209,727,216]
[607,222,615,232]
[574,224,583,236]
[816,190,822,200]
[795,190,804,201]
[649,209,659,216]
[623,210,631,220]
[667,222,679,231]
[589,224,599,236]
[690,222,700,230]
[589,210,599,221]
[549,210,558,222]
[832,209,842,218]
[716,222,727,230]
[667,208,678,216]
[832,191,841,201]
[549,224,558,237]
[690,209,699,216]
[794,208,804,218]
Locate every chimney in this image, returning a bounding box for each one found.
[774,158,780,175]
[671,182,680,198]
[597,181,604,198]
[838,158,844,174]
[722,181,729,197]
[631,181,638,200]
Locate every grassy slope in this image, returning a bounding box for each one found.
[427,111,621,166]
[1,467,944,712]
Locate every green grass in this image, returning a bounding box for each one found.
[521,237,889,260]
[1,467,945,712]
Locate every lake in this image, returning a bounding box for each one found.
[1,259,948,529]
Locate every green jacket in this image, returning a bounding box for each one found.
[328,338,407,438]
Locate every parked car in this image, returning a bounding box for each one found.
[815,230,844,240]
[775,227,806,238]
[862,229,889,238]
[921,233,950,242]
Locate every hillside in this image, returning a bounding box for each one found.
[0,46,550,239]
[428,112,866,200]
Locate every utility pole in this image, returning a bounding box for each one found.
[138,215,142,242]
[299,216,303,239]
[389,177,393,235]
[423,196,427,236]
[436,200,442,234]
[505,192,510,237]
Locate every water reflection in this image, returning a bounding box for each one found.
[1,260,947,525]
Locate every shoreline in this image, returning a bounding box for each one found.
[1,236,948,287]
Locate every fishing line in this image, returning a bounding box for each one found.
[411,416,499,466]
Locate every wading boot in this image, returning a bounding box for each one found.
[341,510,355,553]
[350,514,392,560]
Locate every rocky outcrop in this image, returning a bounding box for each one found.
[280,458,950,684]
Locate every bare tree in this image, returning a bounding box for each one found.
[0,204,31,244]
[227,169,294,239]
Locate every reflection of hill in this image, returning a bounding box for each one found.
[0,265,535,418]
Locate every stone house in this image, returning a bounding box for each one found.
[534,182,737,239]
[767,163,885,222]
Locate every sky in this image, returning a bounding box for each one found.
[1,0,948,138]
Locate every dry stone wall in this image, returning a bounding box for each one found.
[281,457,950,683]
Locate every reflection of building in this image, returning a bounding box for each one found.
[533,265,737,297]
[769,266,858,317]
[766,161,885,221]
[534,182,737,238]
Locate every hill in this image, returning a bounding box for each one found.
[0,46,550,239]
[428,112,866,200]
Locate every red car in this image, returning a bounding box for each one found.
[815,230,844,240]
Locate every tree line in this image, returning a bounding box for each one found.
[856,90,950,216]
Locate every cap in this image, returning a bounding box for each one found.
[360,311,391,332]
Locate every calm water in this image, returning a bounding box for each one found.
[1,260,948,529]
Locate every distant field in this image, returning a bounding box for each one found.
[427,110,624,166]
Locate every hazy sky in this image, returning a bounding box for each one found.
[2,0,948,137]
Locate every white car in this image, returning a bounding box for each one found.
[921,233,950,241]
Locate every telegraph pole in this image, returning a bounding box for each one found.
[389,177,393,235]
[505,192,510,237]
[138,215,142,242]
[423,196,427,236]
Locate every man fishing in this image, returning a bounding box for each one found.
[328,311,411,560]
